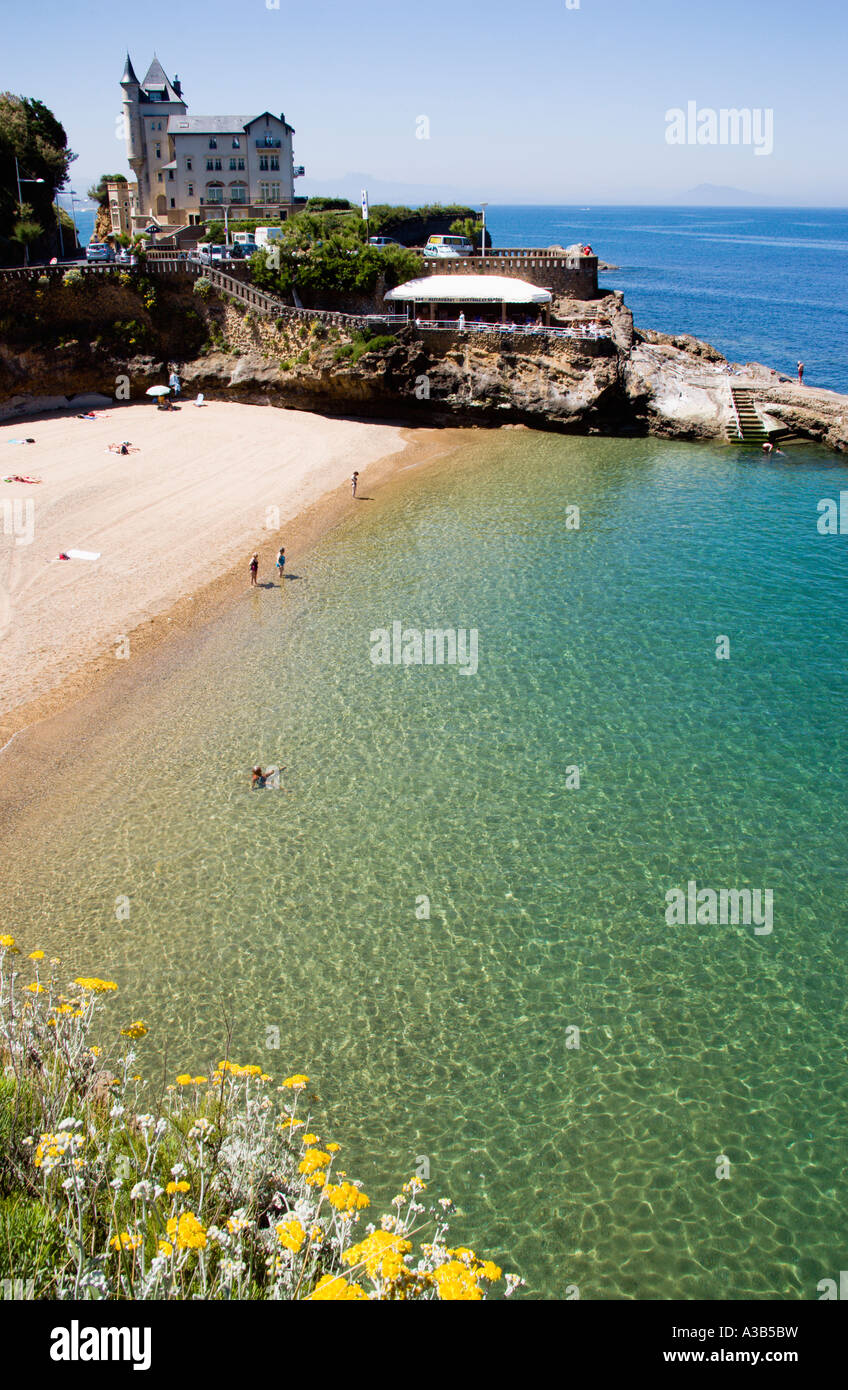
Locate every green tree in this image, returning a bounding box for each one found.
[87,174,127,207]
[0,93,76,264]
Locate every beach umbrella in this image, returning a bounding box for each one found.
[146,385,171,396]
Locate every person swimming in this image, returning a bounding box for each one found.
[252,764,283,789]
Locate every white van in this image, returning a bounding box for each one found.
[254,226,286,249]
[423,234,474,259]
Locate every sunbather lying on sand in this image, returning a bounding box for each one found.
[106,442,139,455]
[4,474,42,484]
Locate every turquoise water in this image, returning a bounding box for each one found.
[3,430,848,1298]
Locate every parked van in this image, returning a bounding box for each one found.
[254,226,286,249]
[423,234,474,259]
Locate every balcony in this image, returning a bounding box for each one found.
[255,138,281,148]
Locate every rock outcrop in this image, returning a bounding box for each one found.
[1,274,846,451]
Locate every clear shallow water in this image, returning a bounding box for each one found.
[3,431,848,1298]
[486,206,848,392]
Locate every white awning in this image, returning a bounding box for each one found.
[385,274,552,305]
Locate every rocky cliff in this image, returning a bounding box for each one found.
[1,274,846,452]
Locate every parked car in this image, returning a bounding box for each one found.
[422,234,474,259]
[195,243,228,264]
[368,236,401,250]
[115,248,138,266]
[85,242,114,263]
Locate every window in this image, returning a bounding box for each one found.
[214,159,222,171]
[155,144,161,158]
[168,170,175,181]
[229,158,237,170]
[209,138,217,149]
[232,138,240,148]
[170,198,175,208]
[157,172,164,182]
[259,181,281,202]
[229,184,246,204]
[187,183,194,196]
[186,158,192,171]
[237,158,245,170]
[205,183,223,204]
[206,159,214,171]
[270,156,279,171]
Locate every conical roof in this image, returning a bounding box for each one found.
[121,52,140,86]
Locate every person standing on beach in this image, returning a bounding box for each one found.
[169,367,181,400]
[276,547,286,580]
[249,553,259,587]
[797,361,805,385]
[351,471,359,498]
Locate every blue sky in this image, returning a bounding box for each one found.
[3,0,847,204]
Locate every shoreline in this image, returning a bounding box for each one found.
[0,404,467,790]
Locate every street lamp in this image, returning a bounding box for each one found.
[480,202,489,260]
[14,156,45,265]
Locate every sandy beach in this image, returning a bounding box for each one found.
[0,400,420,739]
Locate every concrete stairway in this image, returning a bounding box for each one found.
[729,387,769,442]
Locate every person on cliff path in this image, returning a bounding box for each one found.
[797,361,805,385]
[351,471,359,498]
[276,547,286,580]
[249,553,259,587]
[169,368,181,400]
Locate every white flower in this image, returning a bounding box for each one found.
[110,1178,124,1190]
[58,1116,81,1130]
[62,1178,75,1190]
[170,1162,186,1178]
[109,1105,124,1119]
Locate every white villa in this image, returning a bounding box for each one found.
[113,54,305,237]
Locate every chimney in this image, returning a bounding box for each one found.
[173,75,182,97]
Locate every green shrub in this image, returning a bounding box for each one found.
[62,268,83,288]
[193,277,213,300]
[297,349,309,364]
[333,343,354,362]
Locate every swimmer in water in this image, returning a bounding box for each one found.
[251,765,267,788]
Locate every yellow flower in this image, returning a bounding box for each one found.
[89,1046,102,1057]
[175,1073,193,1085]
[298,1148,331,1176]
[343,1231,412,1281]
[166,1180,190,1195]
[110,1231,142,1252]
[120,1021,148,1039]
[193,1076,207,1084]
[432,1260,483,1301]
[275,1218,306,1253]
[305,1171,326,1188]
[0,935,19,953]
[73,977,118,993]
[29,950,45,961]
[25,982,45,994]
[165,1212,207,1250]
[325,1142,341,1153]
[326,1182,370,1214]
[479,1260,502,1282]
[301,1133,319,1145]
[310,1273,368,1301]
[278,1117,304,1131]
[158,1240,173,1257]
[282,1074,308,1089]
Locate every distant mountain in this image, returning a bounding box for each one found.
[682,183,779,206]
